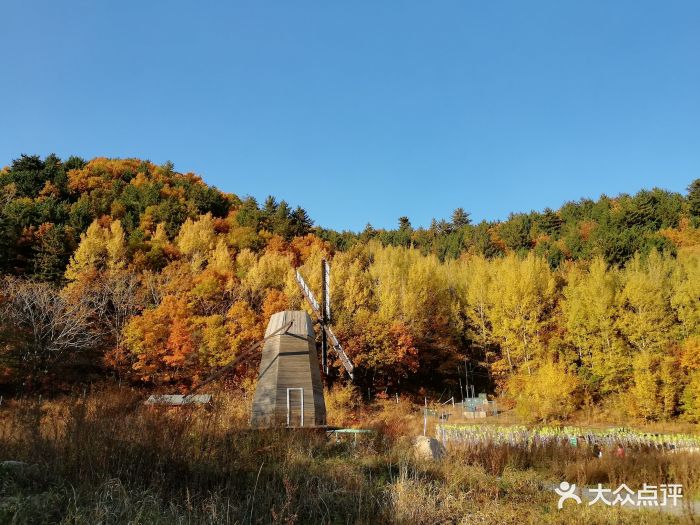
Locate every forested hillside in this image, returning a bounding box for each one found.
[321,181,699,267]
[1,154,699,423]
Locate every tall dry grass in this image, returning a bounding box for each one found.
[0,387,697,524]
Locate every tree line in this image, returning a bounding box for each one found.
[1,154,699,422]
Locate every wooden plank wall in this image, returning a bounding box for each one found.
[251,311,327,427]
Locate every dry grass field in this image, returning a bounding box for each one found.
[1,386,699,524]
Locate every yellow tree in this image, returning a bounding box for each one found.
[368,244,408,323]
[616,251,676,353]
[486,253,557,380]
[365,245,460,378]
[235,249,257,281]
[208,238,234,275]
[682,370,700,422]
[617,252,683,420]
[176,213,216,269]
[670,250,700,339]
[561,258,629,393]
[328,249,374,320]
[194,314,229,368]
[509,361,581,423]
[452,255,495,376]
[629,351,663,421]
[106,220,127,271]
[226,300,262,359]
[242,250,292,305]
[461,255,493,349]
[65,218,127,281]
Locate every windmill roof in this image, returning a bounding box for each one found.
[264,310,315,339]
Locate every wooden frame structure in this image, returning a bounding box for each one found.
[250,311,327,428]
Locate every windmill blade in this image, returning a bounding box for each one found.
[296,270,321,316]
[147,320,294,406]
[184,320,293,397]
[322,324,354,379]
[296,267,354,380]
[323,259,331,323]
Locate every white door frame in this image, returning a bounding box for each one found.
[286,387,304,427]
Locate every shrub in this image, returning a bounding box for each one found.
[510,362,581,423]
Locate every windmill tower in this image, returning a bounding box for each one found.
[250,260,354,428]
[250,310,326,427]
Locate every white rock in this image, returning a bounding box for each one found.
[414,436,446,460]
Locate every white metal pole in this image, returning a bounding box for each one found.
[423,397,427,436]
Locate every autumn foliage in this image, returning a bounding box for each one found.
[1,154,700,423]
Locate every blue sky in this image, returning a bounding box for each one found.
[1,1,698,231]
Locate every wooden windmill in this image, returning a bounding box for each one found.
[250,260,354,428]
[147,260,354,428]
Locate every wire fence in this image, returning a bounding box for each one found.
[436,424,700,451]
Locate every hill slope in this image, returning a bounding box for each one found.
[1,154,699,424]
